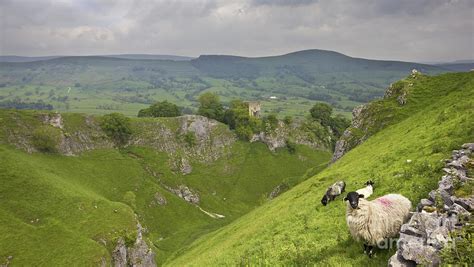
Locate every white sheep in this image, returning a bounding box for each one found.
[344,192,411,257]
[356,180,374,199]
[321,181,346,206]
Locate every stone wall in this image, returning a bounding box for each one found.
[389,143,473,266]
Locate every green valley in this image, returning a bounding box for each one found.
[0,109,331,265]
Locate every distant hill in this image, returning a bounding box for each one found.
[0,49,459,118]
[102,54,194,61]
[435,63,474,72]
[192,49,443,78]
[0,54,193,63]
[0,55,61,62]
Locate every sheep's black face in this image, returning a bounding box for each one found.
[321,195,328,206]
[344,192,364,209]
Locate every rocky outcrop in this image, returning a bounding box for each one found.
[268,183,290,199]
[112,222,156,267]
[165,185,200,204]
[331,105,368,162]
[149,192,167,206]
[132,115,236,172]
[388,143,473,267]
[332,73,421,163]
[251,120,331,152]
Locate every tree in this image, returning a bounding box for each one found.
[310,103,333,126]
[197,92,224,121]
[100,113,132,146]
[137,101,181,117]
[328,114,351,138]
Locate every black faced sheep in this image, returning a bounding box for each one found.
[356,180,375,198]
[321,181,346,206]
[344,192,411,257]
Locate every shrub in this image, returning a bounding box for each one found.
[262,114,278,134]
[235,125,254,141]
[100,113,132,146]
[31,125,61,153]
[138,100,181,117]
[440,216,473,265]
[183,132,197,147]
[286,139,297,154]
[283,115,293,125]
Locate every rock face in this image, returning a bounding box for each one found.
[112,222,156,267]
[331,105,368,162]
[388,144,473,267]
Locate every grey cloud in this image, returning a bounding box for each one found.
[250,0,319,6]
[0,0,472,62]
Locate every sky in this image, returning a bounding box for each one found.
[0,0,473,62]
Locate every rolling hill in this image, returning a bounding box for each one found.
[0,49,454,118]
[166,71,473,266]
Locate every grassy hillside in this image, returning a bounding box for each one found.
[167,72,473,266]
[0,111,331,265]
[0,49,449,118]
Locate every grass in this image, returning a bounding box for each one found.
[166,72,473,266]
[0,110,331,265]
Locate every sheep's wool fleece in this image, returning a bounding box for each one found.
[346,194,411,245]
[328,181,345,196]
[356,185,373,199]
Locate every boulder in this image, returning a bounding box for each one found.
[388,252,416,267]
[453,196,474,212]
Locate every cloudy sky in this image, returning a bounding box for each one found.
[0,0,473,62]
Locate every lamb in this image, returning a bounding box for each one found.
[344,192,411,257]
[356,180,375,199]
[321,181,346,206]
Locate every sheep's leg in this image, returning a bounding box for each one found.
[363,243,368,254]
[367,246,374,258]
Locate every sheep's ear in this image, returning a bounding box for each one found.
[359,194,365,198]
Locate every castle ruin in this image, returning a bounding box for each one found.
[246,101,261,117]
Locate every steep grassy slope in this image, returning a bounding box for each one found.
[0,49,449,118]
[167,72,473,266]
[0,111,331,265]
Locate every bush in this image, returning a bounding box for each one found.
[137,100,181,117]
[100,113,132,146]
[235,125,254,141]
[262,114,278,134]
[197,92,224,121]
[32,126,61,153]
[283,116,293,125]
[310,103,333,126]
[286,139,297,154]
